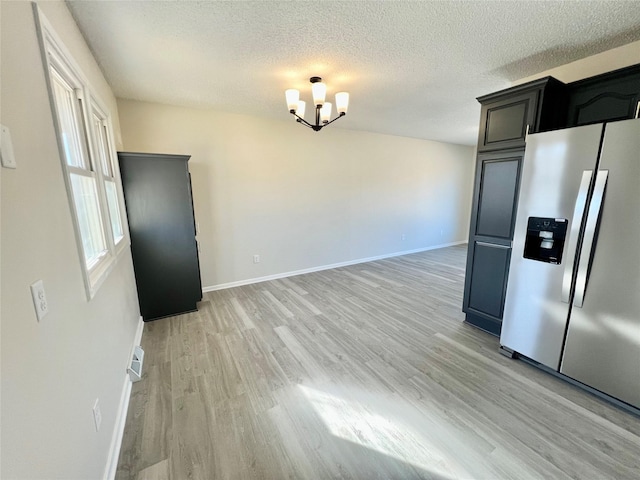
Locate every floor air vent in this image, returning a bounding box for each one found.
[127,345,144,382]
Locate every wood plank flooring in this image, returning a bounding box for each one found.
[116,245,640,479]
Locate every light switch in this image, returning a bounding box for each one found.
[0,124,17,169]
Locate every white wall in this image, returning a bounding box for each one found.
[117,100,475,290]
[0,2,140,479]
[514,40,640,85]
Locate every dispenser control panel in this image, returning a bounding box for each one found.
[523,217,568,264]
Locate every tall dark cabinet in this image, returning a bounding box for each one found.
[463,64,640,336]
[118,152,202,321]
[463,78,567,335]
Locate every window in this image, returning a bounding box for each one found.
[89,101,125,246]
[35,7,128,298]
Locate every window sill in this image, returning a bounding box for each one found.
[85,238,131,300]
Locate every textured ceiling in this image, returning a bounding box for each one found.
[66,1,640,146]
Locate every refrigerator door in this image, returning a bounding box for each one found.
[500,123,604,369]
[561,118,640,409]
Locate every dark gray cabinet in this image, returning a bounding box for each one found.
[477,77,567,152]
[463,150,523,334]
[464,78,564,336]
[118,152,202,321]
[462,64,640,336]
[477,90,537,151]
[566,64,640,127]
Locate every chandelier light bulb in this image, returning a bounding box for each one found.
[335,92,349,114]
[296,100,306,119]
[311,81,327,107]
[285,89,300,112]
[320,102,332,123]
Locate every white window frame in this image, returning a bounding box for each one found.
[87,97,128,252]
[34,5,130,299]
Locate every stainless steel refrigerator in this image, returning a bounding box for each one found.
[500,118,639,410]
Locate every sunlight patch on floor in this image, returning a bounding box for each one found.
[299,384,472,479]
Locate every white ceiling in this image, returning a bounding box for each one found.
[66,1,640,146]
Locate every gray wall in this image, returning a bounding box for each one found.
[0,2,140,478]
[117,99,476,290]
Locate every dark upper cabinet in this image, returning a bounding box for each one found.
[566,64,640,127]
[478,90,537,151]
[118,152,202,321]
[477,77,567,152]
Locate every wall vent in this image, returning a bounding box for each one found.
[127,345,144,382]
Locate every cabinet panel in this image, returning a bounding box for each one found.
[572,93,638,126]
[486,101,528,144]
[467,242,511,319]
[567,64,640,127]
[478,91,538,151]
[476,157,521,238]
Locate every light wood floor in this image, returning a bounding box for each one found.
[116,245,640,480]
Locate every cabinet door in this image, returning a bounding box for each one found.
[475,157,521,239]
[463,150,524,335]
[566,66,640,127]
[478,90,538,151]
[466,242,511,319]
[471,151,523,241]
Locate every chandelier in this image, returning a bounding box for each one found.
[285,77,349,131]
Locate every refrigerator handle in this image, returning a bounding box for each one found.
[562,170,593,303]
[574,170,609,308]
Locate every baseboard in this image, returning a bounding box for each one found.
[203,241,466,293]
[103,316,144,480]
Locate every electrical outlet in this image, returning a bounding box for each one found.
[401,234,406,241]
[253,254,260,264]
[93,399,102,432]
[30,280,49,321]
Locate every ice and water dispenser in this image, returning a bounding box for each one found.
[523,217,568,264]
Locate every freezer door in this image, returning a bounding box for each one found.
[500,123,604,369]
[561,118,640,409]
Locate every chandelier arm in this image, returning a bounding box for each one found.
[322,112,346,127]
[291,112,315,129]
[288,104,346,132]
